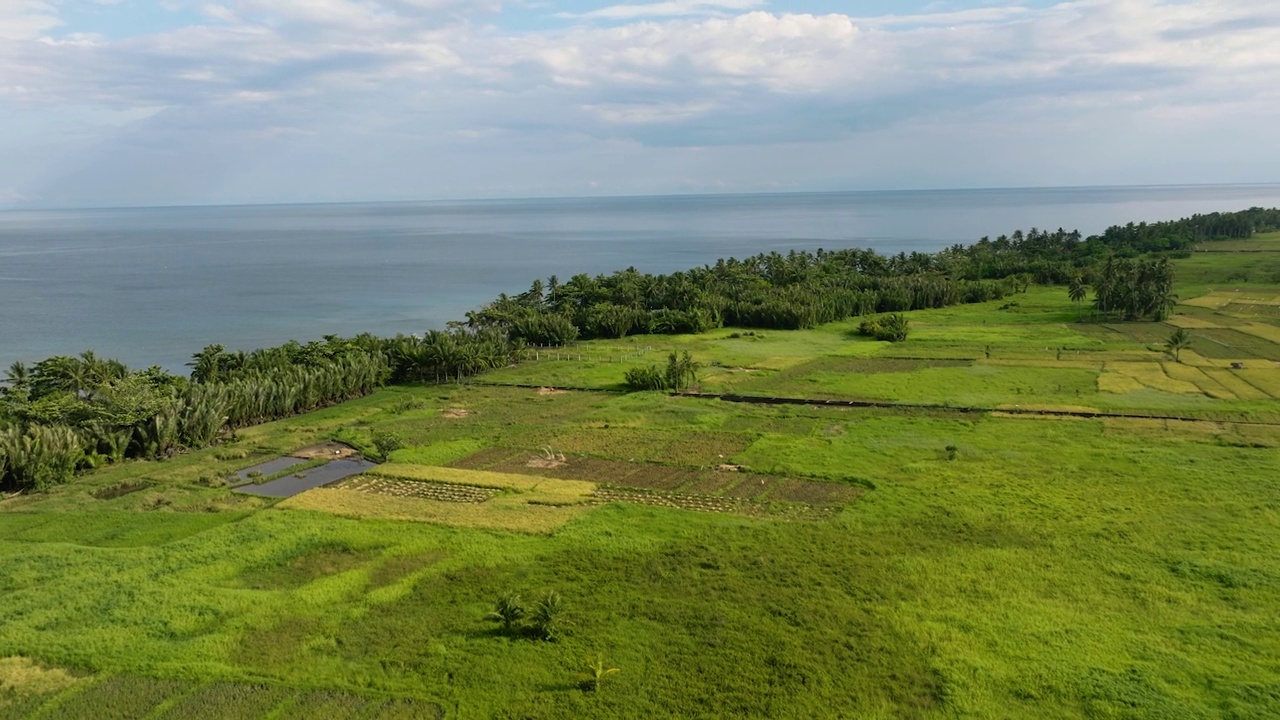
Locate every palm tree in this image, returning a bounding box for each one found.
[1165,328,1193,363]
[1154,290,1178,322]
[485,592,526,635]
[5,361,27,382]
[530,590,566,641]
[190,344,227,383]
[664,351,700,392]
[1068,278,1089,320]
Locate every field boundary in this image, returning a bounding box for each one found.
[468,380,1280,426]
[673,391,1280,425]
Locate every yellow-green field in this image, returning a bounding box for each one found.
[482,283,1280,422]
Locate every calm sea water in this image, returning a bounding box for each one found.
[3,184,1279,373]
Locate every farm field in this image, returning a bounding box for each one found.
[484,283,1280,422]
[3,249,1280,718]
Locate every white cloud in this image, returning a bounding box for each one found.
[556,0,763,21]
[2,0,1280,204]
[0,1,61,40]
[583,100,717,123]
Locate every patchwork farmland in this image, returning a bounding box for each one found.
[3,240,1280,718]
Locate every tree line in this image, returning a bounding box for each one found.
[466,207,1280,344]
[466,260,1013,345]
[1,331,520,491]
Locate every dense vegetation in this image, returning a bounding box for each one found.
[467,207,1280,341]
[1086,257,1177,321]
[1,331,518,491]
[2,206,1275,492]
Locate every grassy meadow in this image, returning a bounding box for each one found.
[3,246,1280,718]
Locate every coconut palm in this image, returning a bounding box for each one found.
[485,592,526,635]
[1068,278,1089,320]
[530,590,566,641]
[1165,328,1193,363]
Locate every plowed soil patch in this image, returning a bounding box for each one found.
[444,448,862,509]
[446,447,523,470]
[681,473,738,494]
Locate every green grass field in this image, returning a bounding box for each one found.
[3,251,1280,718]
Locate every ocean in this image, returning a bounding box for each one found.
[2,184,1279,373]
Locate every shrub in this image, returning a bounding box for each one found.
[857,314,910,342]
[372,431,405,459]
[624,365,667,391]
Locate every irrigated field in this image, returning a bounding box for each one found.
[2,248,1279,718]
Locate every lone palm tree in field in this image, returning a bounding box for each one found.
[1068,278,1089,320]
[1165,328,1193,363]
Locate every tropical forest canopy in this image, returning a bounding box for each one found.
[2,205,1278,491]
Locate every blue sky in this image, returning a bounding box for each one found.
[1,0,1277,207]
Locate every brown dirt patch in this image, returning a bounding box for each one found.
[720,475,775,500]
[617,466,698,491]
[681,473,737,494]
[526,458,567,469]
[536,387,568,395]
[293,441,360,459]
[446,447,522,470]
[442,408,470,419]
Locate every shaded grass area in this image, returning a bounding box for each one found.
[3,674,445,720]
[236,541,381,590]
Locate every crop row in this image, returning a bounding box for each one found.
[338,476,499,503]
[591,487,744,514]
[591,487,839,519]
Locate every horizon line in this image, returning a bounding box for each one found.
[4,181,1280,215]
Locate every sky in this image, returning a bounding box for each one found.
[0,0,1278,207]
